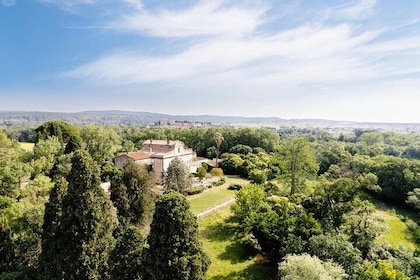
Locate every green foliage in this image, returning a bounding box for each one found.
[249,169,267,184]
[80,125,122,167]
[232,185,322,261]
[142,191,210,280]
[210,167,223,177]
[109,223,144,280]
[206,146,218,159]
[219,153,244,175]
[30,136,63,177]
[229,144,253,155]
[213,177,225,186]
[47,150,117,280]
[308,233,361,274]
[186,187,205,196]
[163,157,192,194]
[35,121,82,154]
[278,253,347,280]
[407,188,420,212]
[369,155,420,207]
[357,260,410,280]
[343,200,387,258]
[111,162,154,225]
[277,137,319,195]
[196,165,207,181]
[38,177,67,278]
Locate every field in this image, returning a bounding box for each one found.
[372,199,418,251]
[199,207,276,280]
[187,176,249,214]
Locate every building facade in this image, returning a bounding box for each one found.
[115,139,198,181]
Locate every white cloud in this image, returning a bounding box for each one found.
[65,23,384,87]
[331,0,377,20]
[109,0,268,38]
[2,0,16,7]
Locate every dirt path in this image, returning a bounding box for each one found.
[196,197,235,218]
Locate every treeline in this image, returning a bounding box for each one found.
[227,129,420,279]
[0,121,210,279]
[1,121,420,279]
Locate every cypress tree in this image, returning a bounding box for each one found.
[44,150,117,280]
[111,162,153,225]
[38,177,67,279]
[109,223,144,280]
[142,191,210,280]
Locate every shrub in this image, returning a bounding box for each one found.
[187,187,205,196]
[210,168,224,177]
[213,177,225,186]
[228,184,242,191]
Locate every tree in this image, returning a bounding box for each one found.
[277,137,319,195]
[229,144,253,155]
[109,223,144,280]
[308,234,361,274]
[80,125,122,167]
[163,158,192,194]
[47,150,117,280]
[214,132,224,167]
[111,162,154,225]
[35,121,82,154]
[206,146,218,159]
[38,177,68,278]
[278,253,347,280]
[343,200,386,259]
[196,165,207,181]
[407,188,420,212]
[142,191,210,280]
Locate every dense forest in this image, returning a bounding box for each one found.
[0,121,419,279]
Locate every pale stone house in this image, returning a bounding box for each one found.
[114,139,198,181]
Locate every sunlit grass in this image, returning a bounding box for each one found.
[376,209,417,251]
[371,198,418,251]
[199,207,276,280]
[187,176,249,214]
[20,142,34,151]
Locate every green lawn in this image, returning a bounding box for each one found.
[371,198,418,251]
[199,207,276,280]
[20,142,35,151]
[187,176,249,214]
[376,209,417,250]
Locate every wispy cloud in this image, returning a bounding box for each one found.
[331,0,377,20]
[108,0,268,38]
[62,0,420,99]
[2,0,16,7]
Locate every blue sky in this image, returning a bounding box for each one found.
[1,0,420,123]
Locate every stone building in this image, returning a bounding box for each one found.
[115,139,198,181]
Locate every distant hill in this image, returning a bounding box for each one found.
[1,110,419,133]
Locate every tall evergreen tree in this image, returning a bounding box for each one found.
[111,162,153,225]
[38,177,67,279]
[109,223,144,280]
[41,150,117,280]
[142,191,210,280]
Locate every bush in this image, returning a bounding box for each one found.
[187,187,205,196]
[210,168,224,177]
[228,184,242,191]
[213,177,225,186]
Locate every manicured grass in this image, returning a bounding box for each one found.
[187,176,249,215]
[20,142,35,151]
[199,207,276,280]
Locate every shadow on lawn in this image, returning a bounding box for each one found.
[209,262,276,280]
[203,216,277,279]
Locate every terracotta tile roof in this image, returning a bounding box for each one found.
[115,151,150,160]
